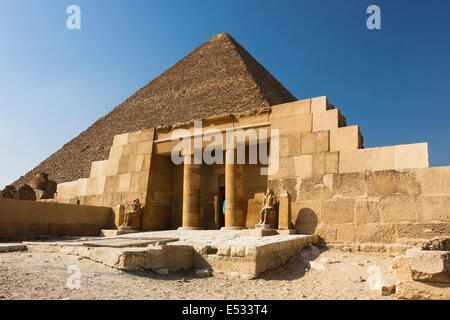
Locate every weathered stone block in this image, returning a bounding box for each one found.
[301,132,316,155]
[56,181,78,201]
[396,222,450,242]
[270,99,311,119]
[109,133,129,159]
[372,146,396,171]
[140,128,155,142]
[313,109,343,132]
[136,140,153,155]
[310,96,331,114]
[392,255,413,281]
[124,142,139,158]
[117,157,129,175]
[216,245,230,256]
[322,174,334,190]
[339,148,373,173]
[288,134,302,157]
[417,166,450,195]
[355,199,380,224]
[134,154,144,172]
[278,136,290,158]
[293,155,313,178]
[118,173,132,192]
[105,158,119,176]
[316,130,329,153]
[273,157,294,178]
[330,125,362,152]
[230,246,245,257]
[396,280,450,300]
[297,176,332,201]
[235,112,269,127]
[422,236,450,251]
[335,198,355,224]
[291,201,320,234]
[278,191,291,230]
[85,177,106,196]
[331,173,366,197]
[76,179,88,197]
[366,170,421,197]
[335,224,357,244]
[312,152,338,176]
[320,200,336,224]
[127,131,142,144]
[271,113,312,136]
[315,223,337,243]
[395,143,429,170]
[281,178,297,201]
[126,155,139,173]
[378,195,418,223]
[406,249,450,283]
[355,223,397,243]
[104,175,119,193]
[419,196,450,222]
[90,160,108,178]
[130,172,150,193]
[312,152,326,176]
[326,152,339,174]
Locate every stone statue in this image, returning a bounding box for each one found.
[119,199,142,231]
[1,185,19,200]
[258,188,277,227]
[30,172,57,199]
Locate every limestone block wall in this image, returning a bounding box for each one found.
[142,155,172,230]
[244,163,268,228]
[56,129,155,209]
[293,169,450,245]
[268,96,449,245]
[0,198,112,239]
[52,95,449,242]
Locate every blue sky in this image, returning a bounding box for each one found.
[0,0,449,188]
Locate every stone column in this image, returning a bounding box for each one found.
[222,149,245,230]
[180,154,203,230]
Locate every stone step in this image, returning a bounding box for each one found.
[0,243,26,253]
[25,231,317,279]
[100,229,140,237]
[396,280,450,300]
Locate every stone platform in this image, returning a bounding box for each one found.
[0,243,26,253]
[22,230,318,279]
[100,229,141,237]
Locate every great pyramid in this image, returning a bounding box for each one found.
[13,32,296,187]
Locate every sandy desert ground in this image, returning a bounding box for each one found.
[0,245,398,300]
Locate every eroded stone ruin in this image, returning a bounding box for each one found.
[1,32,449,299]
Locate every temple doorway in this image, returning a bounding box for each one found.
[217,186,225,229]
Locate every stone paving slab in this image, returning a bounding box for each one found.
[0,243,26,252]
[20,230,318,279]
[82,237,178,248]
[118,229,312,248]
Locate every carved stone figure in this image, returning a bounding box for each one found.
[258,188,277,227]
[119,199,143,231]
[0,184,36,201]
[1,185,19,200]
[29,172,57,199]
[18,184,36,201]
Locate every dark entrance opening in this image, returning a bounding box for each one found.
[218,186,226,228]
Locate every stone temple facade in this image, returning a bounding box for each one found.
[52,93,450,245]
[2,33,449,247]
